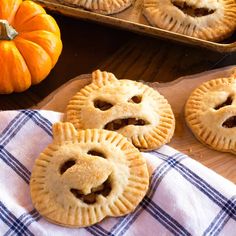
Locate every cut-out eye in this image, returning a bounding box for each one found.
[222,116,236,128]
[70,177,111,204]
[94,99,113,111]
[128,95,142,104]
[104,118,148,131]
[87,149,106,158]
[60,159,76,174]
[172,1,215,17]
[214,96,233,110]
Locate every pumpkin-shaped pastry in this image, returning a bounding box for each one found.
[143,0,236,42]
[0,0,62,94]
[59,0,132,15]
[185,75,236,154]
[30,122,149,227]
[66,70,175,151]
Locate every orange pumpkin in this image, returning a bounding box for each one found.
[0,0,62,94]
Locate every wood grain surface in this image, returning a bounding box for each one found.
[36,66,236,183]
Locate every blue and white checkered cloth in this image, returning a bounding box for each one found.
[0,110,236,236]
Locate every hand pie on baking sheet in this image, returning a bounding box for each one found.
[66,70,175,151]
[185,75,236,155]
[30,122,149,228]
[143,0,236,42]
[58,0,132,15]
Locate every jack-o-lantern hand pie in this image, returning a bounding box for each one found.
[59,0,132,15]
[185,75,236,155]
[30,122,149,227]
[143,0,236,42]
[66,70,175,151]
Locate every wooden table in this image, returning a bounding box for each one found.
[1,11,236,183]
[1,12,236,110]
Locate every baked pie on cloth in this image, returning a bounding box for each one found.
[30,122,149,227]
[59,0,132,14]
[66,70,175,151]
[143,0,236,42]
[185,75,236,154]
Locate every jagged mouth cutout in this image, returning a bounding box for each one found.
[94,95,150,130]
[60,150,112,204]
[70,177,112,204]
[104,118,149,131]
[172,1,215,17]
[213,95,236,128]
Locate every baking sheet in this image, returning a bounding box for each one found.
[33,0,236,53]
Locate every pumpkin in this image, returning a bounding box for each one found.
[0,0,62,94]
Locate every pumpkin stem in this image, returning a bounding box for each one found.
[0,20,18,40]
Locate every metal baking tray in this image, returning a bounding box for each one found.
[33,0,236,53]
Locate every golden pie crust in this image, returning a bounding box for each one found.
[143,0,236,42]
[185,75,236,155]
[59,0,132,15]
[66,70,175,151]
[30,122,149,227]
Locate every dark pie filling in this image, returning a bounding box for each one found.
[222,116,236,128]
[60,159,76,174]
[87,149,106,158]
[214,96,233,110]
[70,177,112,204]
[94,94,142,111]
[104,118,148,131]
[128,95,142,103]
[172,1,215,17]
[94,99,113,111]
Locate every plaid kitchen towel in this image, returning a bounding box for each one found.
[0,110,236,236]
